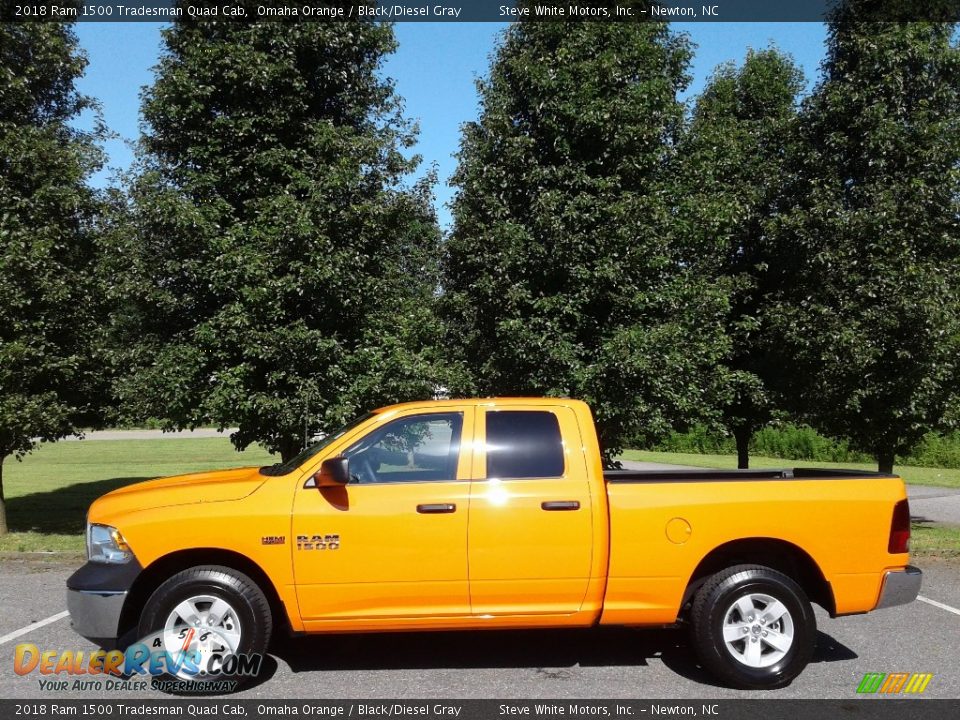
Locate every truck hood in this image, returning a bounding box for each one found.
[89,467,267,522]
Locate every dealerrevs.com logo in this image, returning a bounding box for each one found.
[14,627,263,694]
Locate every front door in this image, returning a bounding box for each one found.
[293,408,473,623]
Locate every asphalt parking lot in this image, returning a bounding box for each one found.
[1,556,957,701]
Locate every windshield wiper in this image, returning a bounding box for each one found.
[259,463,289,477]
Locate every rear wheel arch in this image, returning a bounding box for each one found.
[680,538,834,618]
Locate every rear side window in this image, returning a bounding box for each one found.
[485,411,564,479]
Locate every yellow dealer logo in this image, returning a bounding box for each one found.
[13,626,263,694]
[856,672,933,694]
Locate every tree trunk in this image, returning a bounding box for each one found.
[877,451,895,475]
[733,426,751,470]
[0,456,7,536]
[280,439,301,465]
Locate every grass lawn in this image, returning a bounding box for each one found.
[619,450,960,489]
[909,523,960,558]
[0,438,274,553]
[2,440,957,559]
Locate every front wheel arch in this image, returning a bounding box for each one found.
[119,548,287,642]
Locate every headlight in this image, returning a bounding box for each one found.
[87,523,133,564]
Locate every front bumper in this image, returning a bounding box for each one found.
[875,565,923,609]
[66,589,127,640]
[66,560,142,641]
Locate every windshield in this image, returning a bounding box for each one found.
[258,413,375,477]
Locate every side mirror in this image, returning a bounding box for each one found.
[315,457,350,487]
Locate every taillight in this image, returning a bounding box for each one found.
[889,499,911,554]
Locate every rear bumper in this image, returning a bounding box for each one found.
[875,565,922,609]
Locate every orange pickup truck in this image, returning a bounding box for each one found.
[67,397,920,689]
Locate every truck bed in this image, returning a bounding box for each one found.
[604,467,896,483]
[600,464,908,625]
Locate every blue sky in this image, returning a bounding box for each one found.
[74,22,828,228]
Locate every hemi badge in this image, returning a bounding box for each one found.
[261,536,285,545]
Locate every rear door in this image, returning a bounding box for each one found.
[467,404,594,615]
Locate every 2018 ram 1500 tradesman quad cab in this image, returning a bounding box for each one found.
[67,398,921,689]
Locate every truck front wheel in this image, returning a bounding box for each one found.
[690,564,816,689]
[138,565,272,685]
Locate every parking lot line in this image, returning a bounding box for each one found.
[0,595,953,652]
[918,595,960,617]
[0,611,69,646]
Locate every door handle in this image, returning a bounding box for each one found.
[417,503,457,514]
[541,501,580,511]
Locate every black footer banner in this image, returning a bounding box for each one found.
[3,700,960,720]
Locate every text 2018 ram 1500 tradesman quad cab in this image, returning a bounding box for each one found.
[68,398,921,689]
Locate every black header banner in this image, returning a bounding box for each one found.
[3,0,960,23]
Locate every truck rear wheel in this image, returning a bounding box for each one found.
[138,565,272,687]
[690,564,816,689]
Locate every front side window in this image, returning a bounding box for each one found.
[260,413,373,477]
[485,410,565,479]
[343,412,463,484]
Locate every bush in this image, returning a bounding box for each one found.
[641,424,960,468]
[902,432,960,469]
[751,425,871,463]
[654,425,735,455]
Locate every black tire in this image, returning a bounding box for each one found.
[690,564,816,690]
[138,565,272,689]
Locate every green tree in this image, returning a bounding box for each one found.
[764,13,960,473]
[675,49,804,468]
[442,20,731,457]
[0,21,105,534]
[110,21,445,462]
